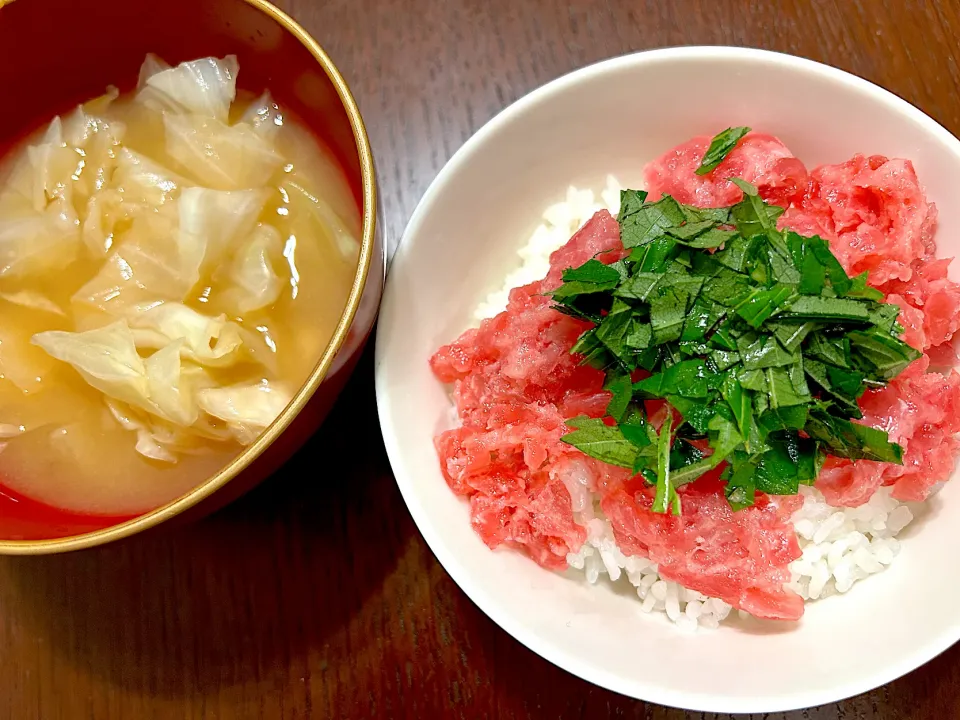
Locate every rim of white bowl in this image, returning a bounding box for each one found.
[375,45,960,713]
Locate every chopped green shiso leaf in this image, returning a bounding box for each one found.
[554,181,920,513]
[695,126,751,175]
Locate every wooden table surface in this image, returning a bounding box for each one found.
[4,0,960,718]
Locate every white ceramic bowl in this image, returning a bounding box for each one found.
[375,47,960,713]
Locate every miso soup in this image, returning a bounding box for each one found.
[0,55,361,515]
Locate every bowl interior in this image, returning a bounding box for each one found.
[0,0,362,200]
[0,0,370,542]
[376,47,960,713]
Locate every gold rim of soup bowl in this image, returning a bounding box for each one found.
[0,0,378,554]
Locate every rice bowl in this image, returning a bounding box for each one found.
[468,178,925,631]
[375,47,960,712]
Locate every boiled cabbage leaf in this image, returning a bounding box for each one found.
[144,56,238,122]
[137,54,171,89]
[216,224,284,315]
[164,114,283,190]
[32,321,215,431]
[0,194,80,278]
[105,398,223,463]
[31,321,150,408]
[0,311,61,393]
[283,179,359,262]
[26,117,77,211]
[0,291,64,316]
[178,186,269,282]
[72,209,193,314]
[143,340,200,426]
[79,191,121,256]
[129,302,245,368]
[197,380,292,445]
[61,87,122,148]
[107,399,178,463]
[79,149,187,258]
[113,148,188,208]
[58,103,127,257]
[236,324,280,375]
[20,112,122,262]
[275,122,361,256]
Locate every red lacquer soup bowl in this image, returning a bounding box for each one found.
[0,0,383,552]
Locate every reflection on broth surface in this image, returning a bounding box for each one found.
[0,55,360,515]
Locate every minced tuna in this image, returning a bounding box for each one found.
[430,131,960,622]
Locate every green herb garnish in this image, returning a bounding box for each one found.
[553,183,920,514]
[695,126,751,175]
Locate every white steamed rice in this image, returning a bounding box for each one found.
[466,176,918,630]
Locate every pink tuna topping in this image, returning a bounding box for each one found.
[431,131,960,621]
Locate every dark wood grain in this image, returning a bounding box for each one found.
[3,0,960,718]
